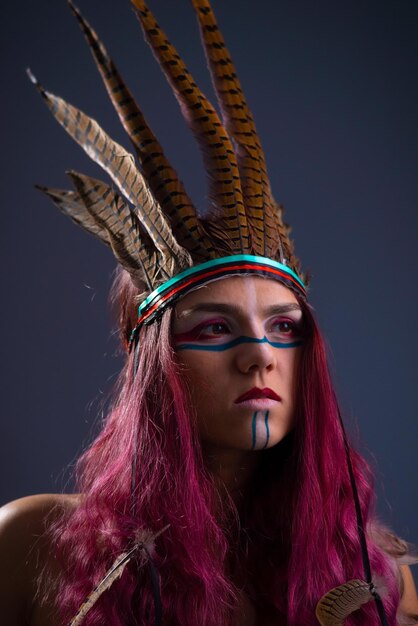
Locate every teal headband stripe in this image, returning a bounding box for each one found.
[139,255,305,317]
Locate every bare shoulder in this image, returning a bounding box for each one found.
[0,493,79,559]
[400,564,418,622]
[0,492,78,526]
[0,494,80,626]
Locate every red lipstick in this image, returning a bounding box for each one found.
[234,387,281,404]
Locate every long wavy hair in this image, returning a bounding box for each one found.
[48,268,402,625]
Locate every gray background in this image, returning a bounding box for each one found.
[1,0,417,560]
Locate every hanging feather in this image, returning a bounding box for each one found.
[131,0,252,255]
[67,1,215,262]
[27,68,191,277]
[68,524,170,626]
[315,579,374,626]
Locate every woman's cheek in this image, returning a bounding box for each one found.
[180,356,212,402]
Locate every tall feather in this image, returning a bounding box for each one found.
[191,3,266,230]
[27,69,191,280]
[67,0,216,262]
[131,0,252,255]
[191,0,297,265]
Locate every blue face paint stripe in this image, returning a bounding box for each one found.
[175,336,303,352]
[262,411,270,449]
[251,411,257,450]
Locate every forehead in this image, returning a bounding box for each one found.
[174,275,299,317]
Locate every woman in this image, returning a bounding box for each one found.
[1,0,417,624]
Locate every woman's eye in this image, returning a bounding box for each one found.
[173,318,231,344]
[197,321,230,338]
[271,319,296,336]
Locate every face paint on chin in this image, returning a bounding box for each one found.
[251,411,270,450]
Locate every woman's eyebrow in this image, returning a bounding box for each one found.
[262,303,302,316]
[178,302,302,318]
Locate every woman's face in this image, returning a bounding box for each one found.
[172,276,303,452]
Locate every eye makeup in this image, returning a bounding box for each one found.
[173,303,304,350]
[268,315,304,341]
[173,317,231,343]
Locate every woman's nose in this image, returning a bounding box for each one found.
[234,336,275,374]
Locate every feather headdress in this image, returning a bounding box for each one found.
[29,0,306,341]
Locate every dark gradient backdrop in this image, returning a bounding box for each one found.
[1,0,417,557]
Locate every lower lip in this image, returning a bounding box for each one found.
[234,398,281,410]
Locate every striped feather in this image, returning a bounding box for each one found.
[35,184,110,245]
[68,171,167,287]
[191,3,265,226]
[131,0,252,255]
[28,69,191,275]
[192,0,298,265]
[69,545,138,626]
[37,173,164,290]
[68,1,215,262]
[272,199,302,274]
[315,579,373,626]
[69,524,169,626]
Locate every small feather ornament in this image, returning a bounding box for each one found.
[315,579,374,626]
[68,524,169,626]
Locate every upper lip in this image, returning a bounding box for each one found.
[234,387,281,403]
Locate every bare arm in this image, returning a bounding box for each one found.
[400,564,418,624]
[0,496,35,624]
[0,494,76,626]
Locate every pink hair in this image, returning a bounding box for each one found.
[48,269,401,625]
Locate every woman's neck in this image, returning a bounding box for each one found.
[202,444,260,510]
